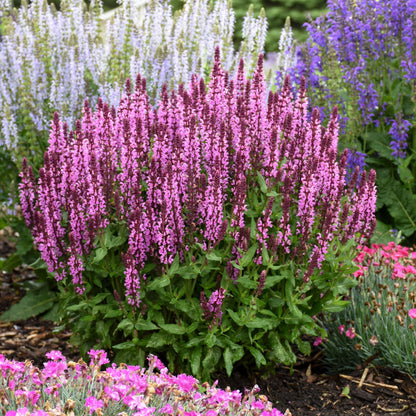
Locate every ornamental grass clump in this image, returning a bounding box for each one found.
[277,0,416,245]
[322,242,416,378]
[0,350,289,416]
[19,50,377,380]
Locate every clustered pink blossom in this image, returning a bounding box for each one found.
[19,48,377,313]
[0,351,287,416]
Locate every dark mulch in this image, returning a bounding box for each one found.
[1,231,416,415]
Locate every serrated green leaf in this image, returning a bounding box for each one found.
[147,276,170,290]
[116,318,134,333]
[135,320,159,331]
[104,309,123,319]
[146,332,169,348]
[0,290,56,321]
[191,346,202,376]
[202,346,221,370]
[159,323,186,334]
[206,251,223,261]
[237,276,257,289]
[263,274,285,289]
[224,347,233,376]
[296,338,311,355]
[257,172,268,193]
[93,247,108,263]
[248,346,267,367]
[166,254,180,276]
[113,341,137,350]
[227,309,244,325]
[240,244,258,268]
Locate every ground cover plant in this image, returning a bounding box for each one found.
[0,0,268,207]
[17,48,377,380]
[276,0,416,246]
[322,241,416,378]
[0,350,289,415]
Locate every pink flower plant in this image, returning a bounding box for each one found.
[0,352,289,416]
[409,309,416,319]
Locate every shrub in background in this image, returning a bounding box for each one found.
[277,0,416,246]
[231,0,327,52]
[322,242,416,378]
[19,51,377,380]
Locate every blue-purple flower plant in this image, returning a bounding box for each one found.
[19,50,376,380]
[277,0,416,245]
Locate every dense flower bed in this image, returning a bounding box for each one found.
[0,351,289,416]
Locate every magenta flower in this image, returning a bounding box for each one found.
[313,336,323,346]
[338,325,345,335]
[409,309,416,319]
[85,396,104,414]
[45,350,65,361]
[345,327,356,339]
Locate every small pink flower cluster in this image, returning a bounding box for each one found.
[353,242,416,279]
[338,325,356,339]
[0,350,289,416]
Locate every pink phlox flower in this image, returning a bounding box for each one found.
[353,266,367,277]
[260,410,284,416]
[45,350,65,361]
[411,252,416,260]
[132,409,156,416]
[104,385,120,401]
[183,412,200,416]
[392,262,407,279]
[313,336,323,346]
[175,373,198,393]
[30,411,49,416]
[409,309,416,319]
[252,399,265,410]
[338,324,345,335]
[405,265,416,275]
[345,327,356,339]
[85,396,104,414]
[159,403,174,414]
[124,393,146,410]
[88,349,109,367]
[42,360,67,379]
[206,411,218,416]
[354,251,366,264]
[147,354,166,371]
[6,409,28,416]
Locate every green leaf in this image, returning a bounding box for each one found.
[296,338,311,355]
[237,276,257,289]
[239,244,258,268]
[0,253,21,272]
[135,320,159,331]
[113,341,137,350]
[147,276,170,290]
[0,289,56,321]
[146,332,170,348]
[191,346,202,376]
[104,309,123,318]
[248,346,267,367]
[377,169,416,236]
[159,323,186,335]
[93,247,108,263]
[223,347,233,376]
[263,274,285,289]
[116,318,134,333]
[245,318,275,330]
[257,172,268,193]
[227,309,244,326]
[202,346,221,370]
[166,254,180,276]
[206,251,223,261]
[323,298,350,312]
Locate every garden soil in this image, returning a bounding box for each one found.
[1,233,416,416]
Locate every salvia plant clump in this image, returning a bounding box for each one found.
[275,0,416,245]
[323,242,416,378]
[19,50,377,380]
